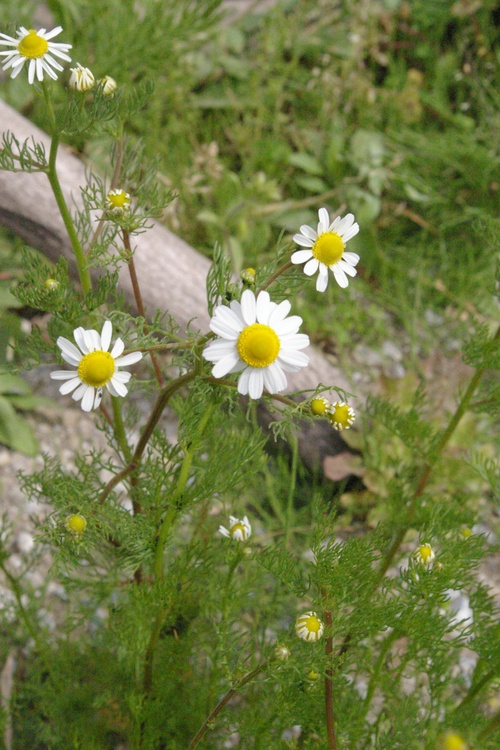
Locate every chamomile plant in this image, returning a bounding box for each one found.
[0,9,499,750]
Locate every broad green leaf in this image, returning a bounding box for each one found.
[288,152,323,176]
[0,395,39,456]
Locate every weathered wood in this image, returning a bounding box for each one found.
[0,99,355,402]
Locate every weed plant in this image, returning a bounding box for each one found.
[0,1,499,749]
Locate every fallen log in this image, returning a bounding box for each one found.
[0,99,358,472]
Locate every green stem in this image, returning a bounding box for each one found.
[353,630,399,750]
[143,403,214,701]
[110,396,142,520]
[122,229,164,386]
[42,83,92,296]
[376,326,500,581]
[110,396,132,463]
[477,709,500,744]
[324,609,338,750]
[257,259,293,293]
[0,561,51,674]
[187,660,269,750]
[454,664,499,711]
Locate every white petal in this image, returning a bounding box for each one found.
[246,370,264,400]
[274,315,302,336]
[329,215,342,231]
[336,213,355,235]
[343,251,360,266]
[263,363,287,393]
[83,329,99,352]
[281,333,310,350]
[292,234,314,248]
[341,223,359,243]
[255,291,272,325]
[80,387,96,411]
[110,338,125,358]
[303,258,319,276]
[112,371,132,383]
[36,58,45,81]
[59,377,82,395]
[212,305,244,335]
[27,59,36,84]
[101,320,112,352]
[318,207,330,233]
[240,289,257,325]
[237,369,251,396]
[298,224,317,241]
[41,53,63,72]
[212,352,241,378]
[115,351,143,367]
[316,272,328,292]
[210,319,241,340]
[291,249,313,265]
[203,340,236,362]
[337,259,357,278]
[57,337,82,365]
[44,26,63,40]
[278,350,310,368]
[333,266,349,288]
[73,327,89,354]
[108,378,128,397]
[51,370,77,380]
[268,299,291,328]
[93,389,102,409]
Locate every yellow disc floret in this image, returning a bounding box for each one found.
[66,514,87,537]
[311,397,331,416]
[237,324,280,368]
[77,350,115,387]
[18,30,48,58]
[328,402,356,430]
[106,189,130,214]
[312,232,345,266]
[440,731,468,750]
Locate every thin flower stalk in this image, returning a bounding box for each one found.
[187,660,270,750]
[98,368,198,505]
[376,327,499,583]
[42,83,93,296]
[142,404,214,705]
[324,609,338,750]
[122,228,164,386]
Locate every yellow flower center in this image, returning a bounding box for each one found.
[107,190,130,209]
[66,514,87,535]
[304,615,322,633]
[442,732,467,750]
[18,30,49,59]
[417,544,433,563]
[312,231,345,266]
[311,397,330,416]
[77,350,115,387]
[237,324,280,368]
[331,404,351,427]
[230,523,245,537]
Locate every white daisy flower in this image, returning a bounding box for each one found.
[295,611,324,643]
[0,26,72,85]
[219,515,252,542]
[105,189,131,215]
[50,320,143,412]
[68,62,94,92]
[292,207,360,292]
[327,402,356,431]
[203,289,310,400]
[100,75,117,95]
[413,543,435,568]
